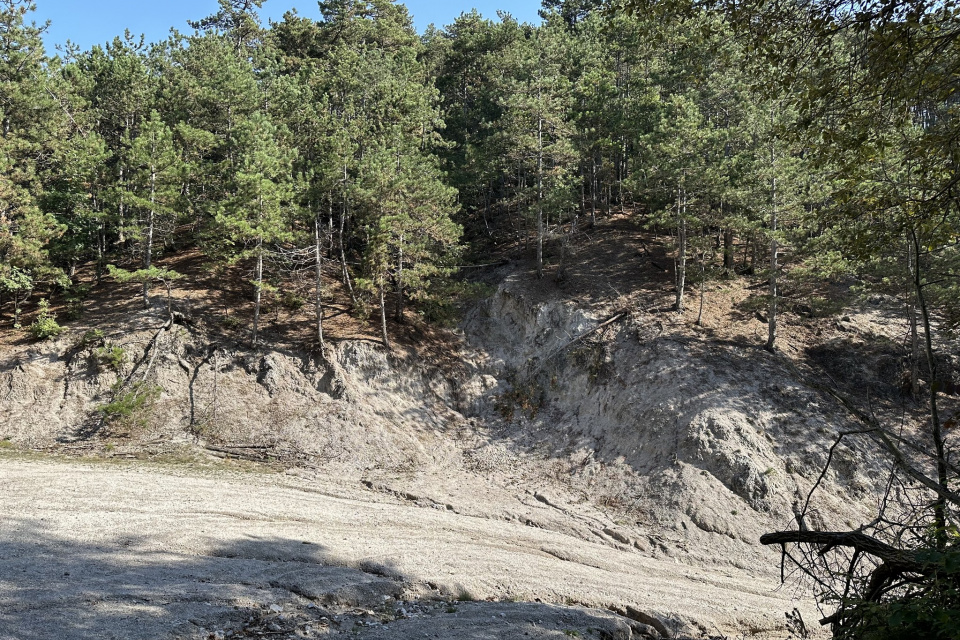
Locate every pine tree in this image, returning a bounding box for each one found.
[216,112,295,347]
[122,110,184,307]
[496,23,577,279]
[0,0,67,325]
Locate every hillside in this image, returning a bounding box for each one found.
[3,215,946,640]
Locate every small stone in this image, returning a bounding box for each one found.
[269,604,283,614]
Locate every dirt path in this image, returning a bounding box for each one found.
[0,456,822,639]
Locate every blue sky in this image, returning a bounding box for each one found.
[29,0,543,53]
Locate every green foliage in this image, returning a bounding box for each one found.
[830,547,960,640]
[94,345,127,372]
[98,381,162,429]
[107,265,182,288]
[29,300,64,340]
[280,290,306,311]
[220,315,244,330]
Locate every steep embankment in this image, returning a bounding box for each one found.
[0,269,892,638]
[459,276,886,569]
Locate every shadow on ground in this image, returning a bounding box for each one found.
[0,519,649,640]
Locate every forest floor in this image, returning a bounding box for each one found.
[2,212,957,639]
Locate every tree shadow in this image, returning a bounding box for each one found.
[0,519,398,640]
[0,519,656,640]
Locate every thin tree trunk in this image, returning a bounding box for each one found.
[143,166,156,309]
[253,243,263,347]
[696,251,706,326]
[328,197,335,258]
[537,106,544,279]
[379,284,390,349]
[339,167,357,306]
[723,228,735,272]
[591,156,597,226]
[910,228,949,549]
[96,223,105,285]
[314,214,325,352]
[675,187,687,314]
[766,121,779,352]
[619,137,626,213]
[907,238,920,397]
[253,193,264,348]
[395,233,404,321]
[118,165,126,244]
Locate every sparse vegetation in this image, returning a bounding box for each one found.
[98,381,162,429]
[94,345,127,372]
[455,589,476,602]
[28,300,64,340]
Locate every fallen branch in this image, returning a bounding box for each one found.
[760,531,919,570]
[560,311,628,352]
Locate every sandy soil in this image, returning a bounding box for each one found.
[0,455,822,640]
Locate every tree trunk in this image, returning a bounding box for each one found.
[395,233,404,321]
[314,214,325,352]
[537,104,545,280]
[675,188,687,315]
[13,294,22,328]
[696,252,706,326]
[591,156,597,226]
[118,165,126,245]
[379,284,390,349]
[339,167,357,307]
[143,166,156,309]
[619,137,626,213]
[253,193,264,348]
[766,125,779,352]
[253,241,263,348]
[96,223,105,285]
[910,228,949,549]
[907,238,920,397]
[723,228,734,272]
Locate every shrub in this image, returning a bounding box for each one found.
[281,290,306,310]
[94,345,127,372]
[98,381,162,429]
[29,300,64,340]
[221,315,244,330]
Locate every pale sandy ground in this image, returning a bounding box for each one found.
[0,456,824,640]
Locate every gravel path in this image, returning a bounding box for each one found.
[0,456,821,639]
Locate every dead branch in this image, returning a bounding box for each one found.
[760,531,919,571]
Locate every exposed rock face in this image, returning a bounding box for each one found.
[461,283,884,555]
[0,277,891,637]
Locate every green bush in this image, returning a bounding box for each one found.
[221,315,244,329]
[98,381,162,429]
[29,300,64,340]
[281,290,306,310]
[62,284,90,320]
[94,345,127,372]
